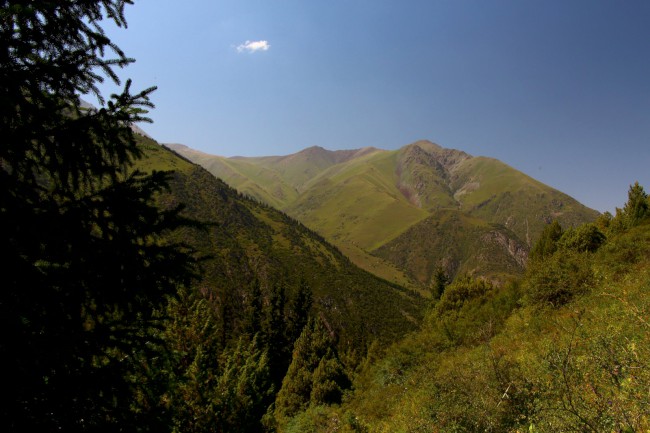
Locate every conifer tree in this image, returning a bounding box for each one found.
[529,220,563,261]
[431,266,450,300]
[264,282,290,387]
[243,278,264,337]
[286,278,313,344]
[623,181,649,226]
[274,318,350,425]
[1,2,194,430]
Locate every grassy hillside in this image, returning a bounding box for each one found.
[284,150,429,251]
[374,209,528,286]
[166,144,299,209]
[137,138,424,347]
[236,146,383,192]
[274,186,650,433]
[451,155,599,245]
[170,140,598,286]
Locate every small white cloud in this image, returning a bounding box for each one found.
[236,40,270,53]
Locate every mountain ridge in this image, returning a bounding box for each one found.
[168,140,599,286]
[135,137,424,346]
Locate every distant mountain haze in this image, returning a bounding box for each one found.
[168,140,599,286]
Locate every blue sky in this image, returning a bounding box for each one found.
[96,0,649,213]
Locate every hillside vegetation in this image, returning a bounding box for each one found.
[170,141,598,287]
[273,182,650,433]
[92,136,426,432]
[8,2,633,432]
[138,138,423,348]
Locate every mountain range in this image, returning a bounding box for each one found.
[135,137,423,349]
[168,140,599,288]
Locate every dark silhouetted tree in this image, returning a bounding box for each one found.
[286,278,313,344]
[263,282,291,387]
[1,1,194,431]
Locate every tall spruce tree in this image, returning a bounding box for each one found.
[273,318,350,426]
[264,282,290,388]
[623,181,649,226]
[1,1,194,431]
[286,278,313,344]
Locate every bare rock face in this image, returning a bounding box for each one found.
[483,230,529,268]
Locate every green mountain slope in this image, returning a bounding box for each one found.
[373,210,528,285]
[450,155,596,245]
[284,149,429,250]
[137,138,423,347]
[236,145,383,192]
[169,140,598,286]
[166,143,299,209]
[292,191,650,433]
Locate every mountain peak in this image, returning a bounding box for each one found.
[301,145,327,153]
[400,140,471,173]
[409,139,442,149]
[288,145,381,166]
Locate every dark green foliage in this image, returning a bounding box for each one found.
[608,182,650,233]
[436,275,494,314]
[286,279,313,344]
[243,278,264,336]
[264,282,291,387]
[161,287,223,431]
[1,2,196,430]
[609,182,650,232]
[524,250,593,307]
[623,181,649,226]
[530,220,563,261]
[557,223,606,253]
[431,276,520,347]
[526,220,601,307]
[431,266,450,300]
[310,356,349,405]
[594,211,613,231]
[598,219,650,278]
[274,318,350,426]
[160,287,274,433]
[213,338,273,433]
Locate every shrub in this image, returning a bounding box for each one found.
[524,250,593,307]
[558,223,606,253]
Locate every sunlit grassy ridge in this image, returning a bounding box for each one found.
[285,150,430,250]
[169,140,598,286]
